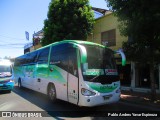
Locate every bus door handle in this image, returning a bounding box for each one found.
[37,78,41,82]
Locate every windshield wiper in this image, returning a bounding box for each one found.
[89,75,100,82]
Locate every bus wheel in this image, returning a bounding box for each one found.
[18,79,22,88]
[48,83,56,102]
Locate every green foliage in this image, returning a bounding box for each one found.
[106,0,160,101]
[106,0,160,63]
[42,0,94,46]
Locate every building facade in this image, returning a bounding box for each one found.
[24,30,43,54]
[32,30,43,50]
[24,42,34,54]
[87,12,160,93]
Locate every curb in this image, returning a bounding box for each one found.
[120,99,160,111]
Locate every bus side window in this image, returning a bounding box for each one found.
[50,44,78,77]
[51,50,68,72]
[14,58,20,66]
[37,47,49,64]
[68,49,78,77]
[50,45,68,69]
[26,51,38,64]
[20,55,27,65]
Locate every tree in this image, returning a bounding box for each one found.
[4,56,11,60]
[42,0,94,46]
[106,0,160,101]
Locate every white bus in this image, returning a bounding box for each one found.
[14,40,126,106]
[0,59,14,92]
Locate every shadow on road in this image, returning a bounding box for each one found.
[0,90,11,94]
[12,85,116,118]
[5,86,159,120]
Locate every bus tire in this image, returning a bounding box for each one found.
[47,83,57,102]
[18,78,22,88]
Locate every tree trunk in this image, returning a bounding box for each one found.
[150,62,156,102]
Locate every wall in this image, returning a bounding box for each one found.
[87,13,127,51]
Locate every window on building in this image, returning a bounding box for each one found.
[101,29,116,47]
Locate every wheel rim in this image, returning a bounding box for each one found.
[49,85,56,100]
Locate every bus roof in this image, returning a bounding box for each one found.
[37,40,106,50]
[17,40,106,58]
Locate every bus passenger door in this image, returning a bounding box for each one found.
[67,49,79,105]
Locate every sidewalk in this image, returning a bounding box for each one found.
[120,90,160,109]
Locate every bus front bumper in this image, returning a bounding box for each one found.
[0,82,14,91]
[78,92,121,107]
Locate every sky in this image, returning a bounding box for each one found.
[0,0,108,58]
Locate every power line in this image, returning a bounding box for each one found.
[0,39,27,44]
[0,43,26,48]
[0,42,26,49]
[0,34,26,40]
[0,45,24,48]
[0,43,26,45]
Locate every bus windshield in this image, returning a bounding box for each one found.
[0,65,12,78]
[82,45,118,83]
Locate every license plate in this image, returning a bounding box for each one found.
[103,95,112,100]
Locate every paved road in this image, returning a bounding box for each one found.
[0,85,159,120]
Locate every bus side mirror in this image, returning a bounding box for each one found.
[75,44,87,63]
[115,49,126,66]
[82,63,88,71]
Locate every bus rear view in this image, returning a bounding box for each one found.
[0,59,14,93]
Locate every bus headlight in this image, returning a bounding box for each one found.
[7,79,14,82]
[81,88,96,96]
[7,79,14,83]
